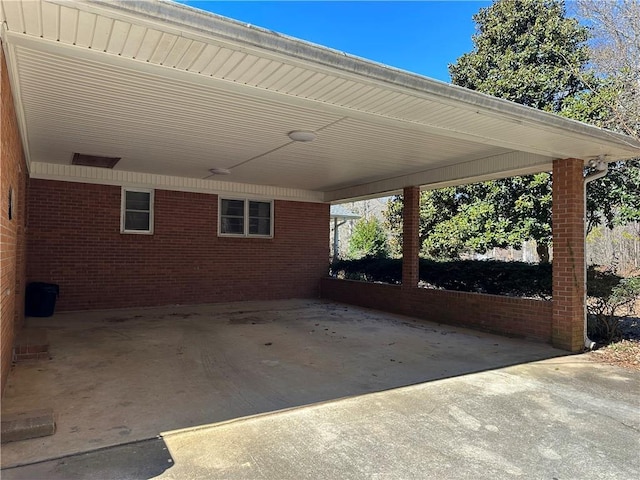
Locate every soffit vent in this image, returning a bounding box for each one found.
[72,153,121,169]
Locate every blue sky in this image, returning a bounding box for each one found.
[178,1,492,82]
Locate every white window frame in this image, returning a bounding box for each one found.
[218,197,274,238]
[120,187,154,234]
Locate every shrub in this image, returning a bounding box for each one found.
[347,218,389,259]
[419,259,552,298]
[330,258,552,298]
[331,257,402,284]
[587,268,640,343]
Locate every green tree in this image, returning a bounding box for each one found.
[447,0,589,261]
[575,0,640,139]
[449,0,591,112]
[559,81,640,232]
[384,0,639,261]
[385,174,552,260]
[348,218,389,259]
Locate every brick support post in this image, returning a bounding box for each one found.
[402,186,420,288]
[552,158,585,352]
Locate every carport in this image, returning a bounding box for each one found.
[1,0,640,466]
[2,0,638,363]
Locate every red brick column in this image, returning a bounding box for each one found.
[402,186,420,288]
[552,158,585,352]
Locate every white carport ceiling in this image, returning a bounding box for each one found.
[1,0,639,202]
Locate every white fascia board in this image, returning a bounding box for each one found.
[4,31,604,162]
[29,162,326,203]
[324,151,552,203]
[78,0,640,156]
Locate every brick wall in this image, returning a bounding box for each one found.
[1,46,28,395]
[320,278,553,342]
[27,180,329,311]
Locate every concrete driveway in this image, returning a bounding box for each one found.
[2,300,638,478]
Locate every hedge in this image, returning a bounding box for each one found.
[330,258,554,298]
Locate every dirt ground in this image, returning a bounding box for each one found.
[588,315,640,371]
[589,339,640,370]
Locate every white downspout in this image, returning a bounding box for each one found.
[332,218,347,261]
[583,156,608,350]
[333,217,338,260]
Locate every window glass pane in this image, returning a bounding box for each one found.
[222,199,244,217]
[249,201,271,218]
[249,218,271,236]
[126,191,150,211]
[125,211,150,231]
[221,217,244,234]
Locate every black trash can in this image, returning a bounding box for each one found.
[25,282,59,317]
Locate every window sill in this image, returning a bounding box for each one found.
[120,230,154,235]
[218,234,273,239]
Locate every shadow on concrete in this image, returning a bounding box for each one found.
[1,437,174,480]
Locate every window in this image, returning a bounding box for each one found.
[121,188,154,234]
[219,198,273,237]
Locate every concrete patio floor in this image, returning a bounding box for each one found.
[2,299,570,469]
[3,357,639,479]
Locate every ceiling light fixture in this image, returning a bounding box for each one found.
[208,168,231,175]
[288,130,317,142]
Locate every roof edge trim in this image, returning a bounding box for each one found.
[78,0,640,154]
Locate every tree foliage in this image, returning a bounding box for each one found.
[450,0,591,112]
[575,0,640,139]
[587,269,640,342]
[384,0,640,261]
[565,0,640,230]
[347,217,389,259]
[385,174,552,260]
